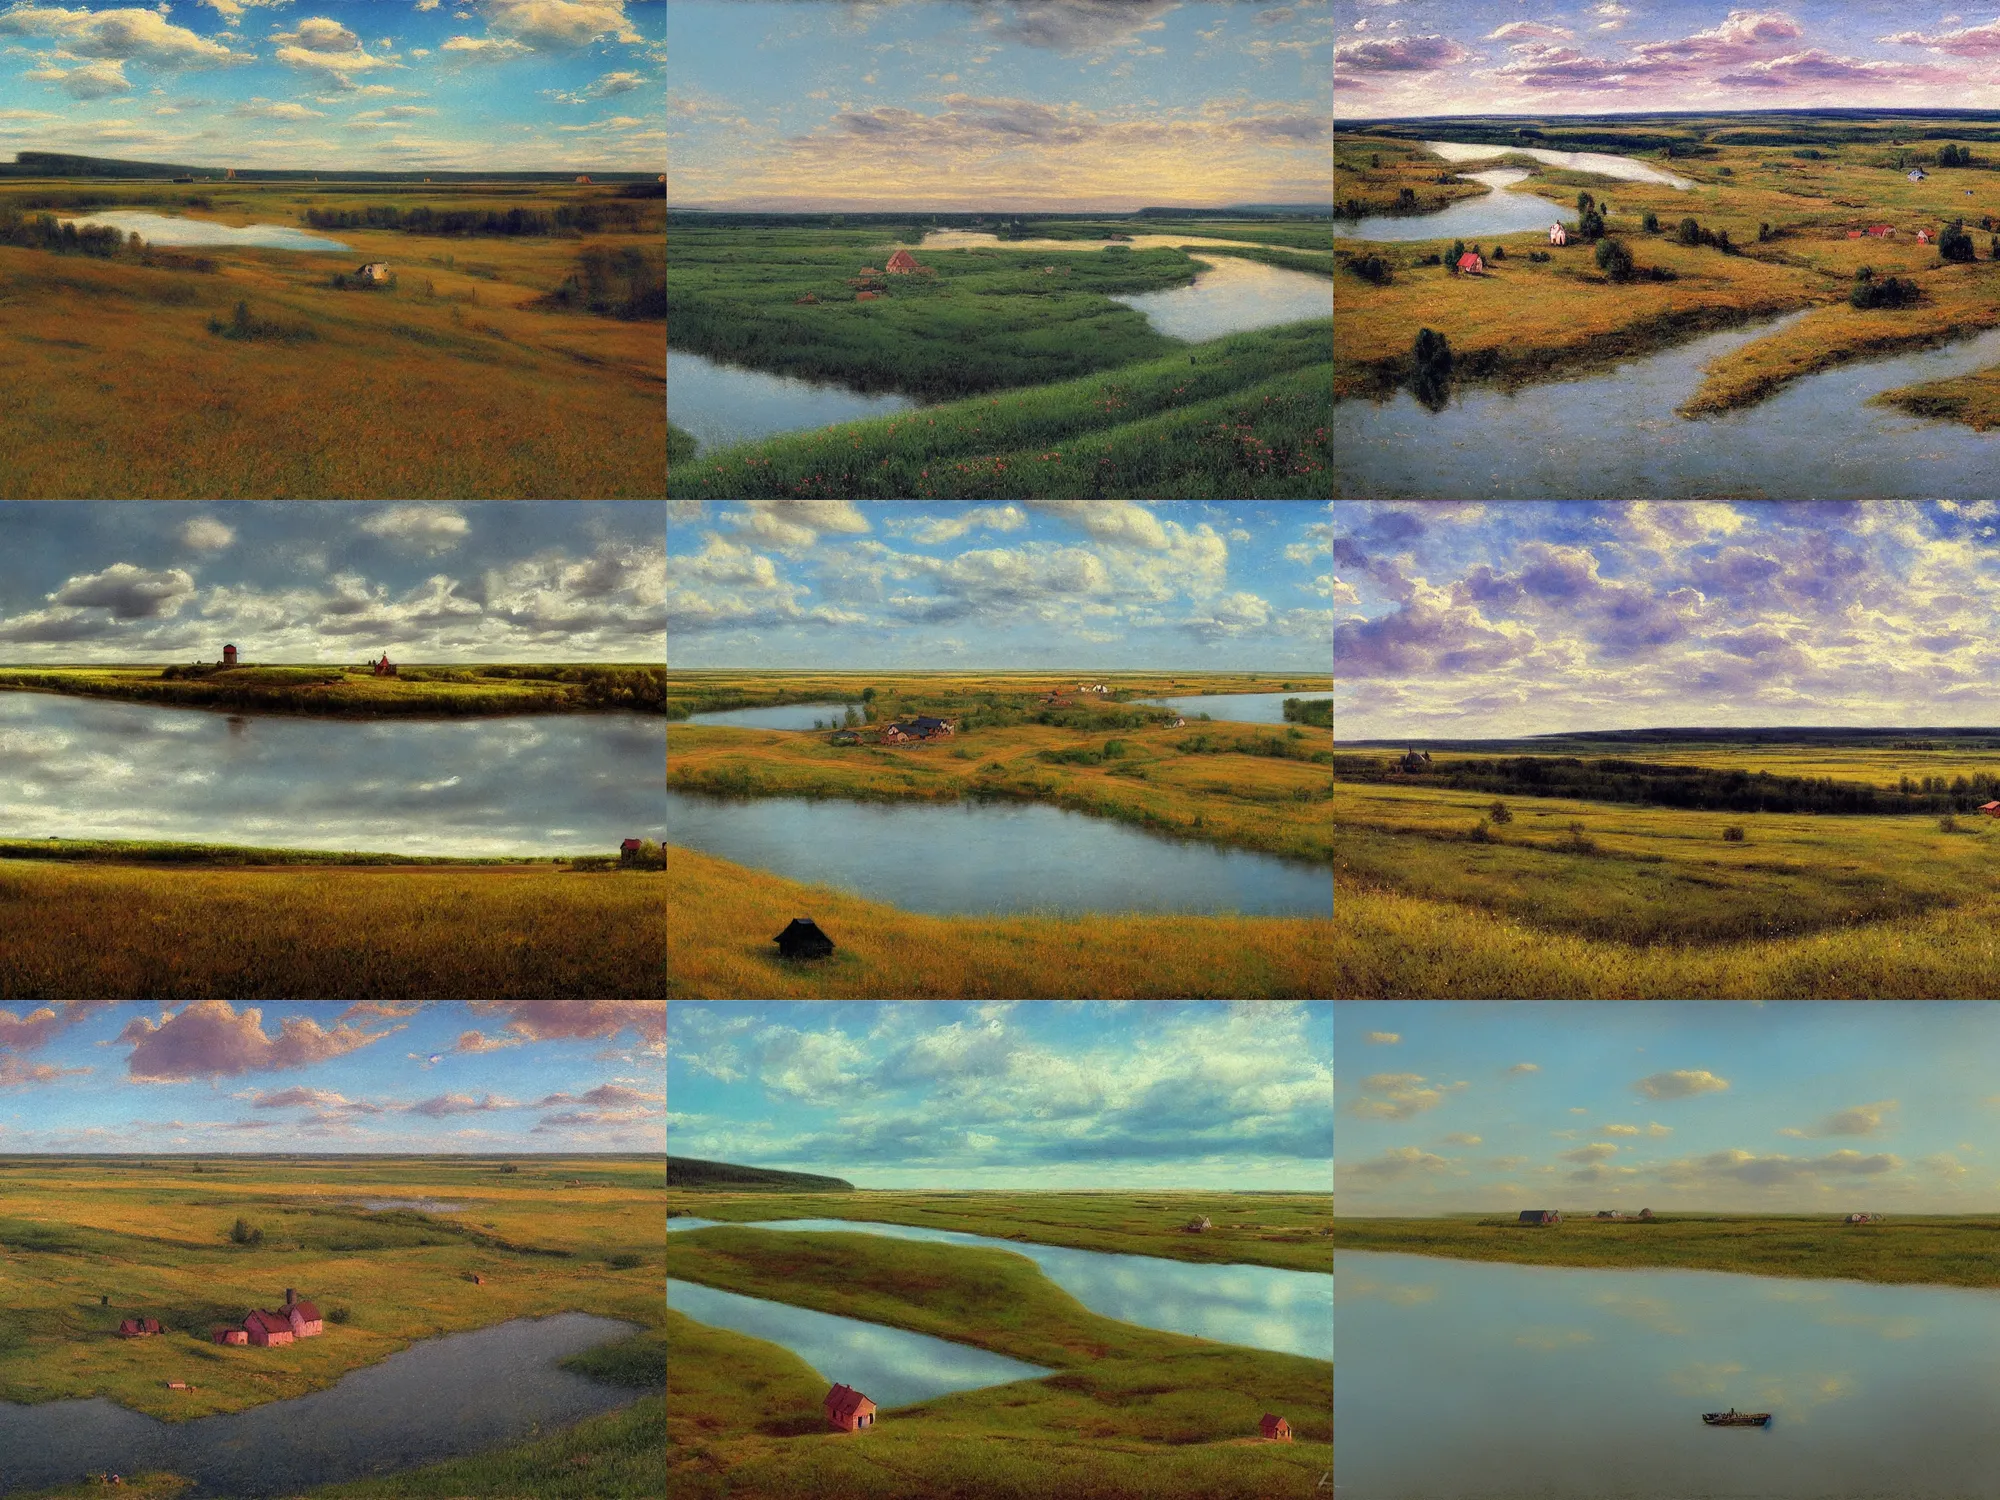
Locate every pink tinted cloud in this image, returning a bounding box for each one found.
[1626,9,1803,66]
[452,1030,521,1054]
[338,1002,423,1021]
[1487,21,1573,42]
[1335,33,1471,72]
[469,1002,665,1045]
[534,1084,662,1108]
[407,1092,520,1118]
[1717,49,1957,88]
[0,1054,90,1088]
[0,1001,111,1054]
[1881,19,2000,56]
[118,1001,402,1080]
[250,1086,383,1114]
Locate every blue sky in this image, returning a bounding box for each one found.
[669,0,1334,210]
[0,0,662,171]
[0,1001,665,1152]
[1336,1,2000,118]
[1338,1003,2000,1214]
[669,1000,1334,1188]
[0,501,665,662]
[1333,500,2000,739]
[668,500,1335,669]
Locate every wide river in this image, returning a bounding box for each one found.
[1341,1250,2000,1498]
[672,1218,1333,1360]
[0,1313,640,1498]
[665,789,1332,916]
[682,700,863,730]
[1340,141,1692,242]
[0,691,665,856]
[666,349,918,456]
[668,1278,1053,1409]
[60,211,350,252]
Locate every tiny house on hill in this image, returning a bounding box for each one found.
[213,1328,248,1345]
[1260,1414,1292,1442]
[1980,801,2000,818]
[885,249,928,274]
[117,1318,162,1338]
[222,644,238,667]
[372,651,396,676]
[825,1383,877,1431]
[775,917,834,959]
[242,1310,294,1347]
[1185,1215,1212,1232]
[1519,1209,1561,1226]
[1456,251,1484,275]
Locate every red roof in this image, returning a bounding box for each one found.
[245,1310,294,1336]
[1260,1413,1289,1436]
[288,1301,322,1322]
[886,249,922,272]
[825,1383,874,1420]
[1457,252,1482,270]
[621,839,643,851]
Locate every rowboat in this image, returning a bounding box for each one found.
[1702,1409,1770,1427]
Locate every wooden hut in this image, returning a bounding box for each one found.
[1978,801,2000,818]
[1185,1215,1212,1232]
[1260,1414,1292,1442]
[1518,1209,1561,1226]
[213,1328,248,1345]
[825,1383,878,1431]
[1456,250,1485,275]
[621,838,645,861]
[243,1309,295,1347]
[885,248,927,274]
[775,917,834,959]
[1638,1208,1655,1220]
[116,1318,162,1338]
[282,1289,324,1338]
[222,644,238,667]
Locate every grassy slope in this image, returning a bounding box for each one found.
[0,180,661,499]
[0,860,664,999]
[667,1158,856,1191]
[668,844,1331,999]
[1334,1215,2000,1288]
[666,1191,1336,1274]
[667,320,1332,499]
[1335,133,1493,218]
[668,1230,1330,1500]
[0,665,665,717]
[669,419,698,461]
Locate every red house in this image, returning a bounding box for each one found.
[885,248,926,274]
[243,1310,295,1347]
[213,1328,248,1346]
[825,1383,878,1431]
[222,644,238,667]
[1457,251,1485,275]
[373,652,397,677]
[620,838,645,860]
[1260,1413,1292,1442]
[282,1289,324,1338]
[1979,801,2000,818]
[117,1317,162,1338]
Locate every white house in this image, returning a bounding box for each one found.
[357,262,391,283]
[1548,223,1568,246]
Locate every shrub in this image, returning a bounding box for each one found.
[208,299,316,342]
[1489,243,1505,261]
[1595,237,1635,282]
[1942,814,1959,832]
[1850,270,1920,309]
[1448,239,1465,273]
[1489,800,1513,824]
[608,1252,643,1269]
[1468,819,1493,843]
[1412,326,1453,409]
[1758,221,1772,242]
[1723,825,1746,842]
[1563,821,1598,854]
[1346,251,1393,285]
[498,1162,518,1174]
[1102,739,1127,758]
[1677,216,1701,246]
[1940,220,1977,263]
[1642,210,1659,233]
[327,1305,352,1324]
[329,270,393,291]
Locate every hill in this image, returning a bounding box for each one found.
[666,1156,855,1192]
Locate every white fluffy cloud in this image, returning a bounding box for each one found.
[177,517,236,551]
[0,5,251,67]
[360,505,470,554]
[26,58,129,97]
[1636,1069,1731,1100]
[273,13,398,79]
[468,0,640,50]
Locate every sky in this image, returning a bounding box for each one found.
[0,0,662,171]
[667,0,1334,210]
[1330,500,2000,739]
[669,1000,1333,1188]
[667,500,1335,670]
[1338,1002,2000,1215]
[0,501,665,662]
[0,1000,665,1153]
[1334,1,2000,118]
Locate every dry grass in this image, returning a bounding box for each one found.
[0,859,664,998]
[667,844,1331,999]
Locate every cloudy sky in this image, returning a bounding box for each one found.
[668,500,1334,670]
[1339,1002,2000,1214]
[669,1000,1333,1188]
[0,501,664,663]
[1330,500,2000,740]
[1334,1,2000,116]
[668,0,1333,210]
[0,0,661,171]
[0,1000,665,1152]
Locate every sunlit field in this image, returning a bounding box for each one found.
[0,663,666,715]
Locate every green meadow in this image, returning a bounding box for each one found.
[0,664,666,716]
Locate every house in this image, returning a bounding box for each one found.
[117,1318,162,1338]
[213,1328,248,1345]
[1979,801,2000,818]
[1185,1215,1212,1232]
[1169,717,1186,728]
[1845,1212,1881,1224]
[242,1310,295,1347]
[1869,225,1895,237]
[1639,1208,1655,1220]
[775,917,835,959]
[1260,1414,1292,1442]
[1595,1210,1624,1220]
[1548,223,1567,246]
[281,1289,323,1338]
[372,651,396,676]
[222,644,238,667]
[1848,229,1865,238]
[357,262,391,283]
[885,248,927,274]
[910,715,953,739]
[825,1383,878,1431]
[1917,229,1932,245]
[576,174,593,184]
[1910,167,1928,181]
[1519,1210,1561,1226]
[621,838,644,861]
[1457,251,1485,274]
[1399,749,1432,772]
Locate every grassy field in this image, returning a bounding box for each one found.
[667,1190,1335,1274]
[665,669,1309,718]
[0,178,662,498]
[668,1225,1330,1500]
[668,318,1331,499]
[0,859,664,998]
[0,664,666,716]
[668,845,1332,999]
[1333,1214,2000,1288]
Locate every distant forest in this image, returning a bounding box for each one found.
[667,1156,854,1191]
[1337,754,2000,815]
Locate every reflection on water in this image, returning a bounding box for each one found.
[1425,140,1696,188]
[1339,1250,2000,1498]
[1343,168,1582,243]
[671,1218,1332,1360]
[60,211,351,251]
[348,1198,465,1212]
[0,1314,640,1499]
[1109,256,1332,341]
[0,692,666,856]
[683,701,863,730]
[668,1278,1052,1409]
[1132,691,1328,726]
[665,790,1332,916]
[666,348,917,453]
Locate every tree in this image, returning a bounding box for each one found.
[1595,237,1635,282]
[1577,206,1605,241]
[1723,826,1746,842]
[1577,190,1596,213]
[1758,222,1771,242]
[1488,800,1513,824]
[1490,244,1505,261]
[1677,216,1702,246]
[844,705,860,728]
[1940,220,1976,262]
[861,687,876,702]
[1448,238,1466,272]
[1642,209,1659,233]
[1412,327,1453,410]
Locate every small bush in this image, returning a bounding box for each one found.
[1489,800,1513,824]
[608,1252,643,1269]
[1723,825,1746,842]
[1642,210,1659,233]
[327,1306,352,1324]
[208,299,316,342]
[1850,270,1920,309]
[1563,821,1598,854]
[1467,819,1493,843]
[1489,243,1505,261]
[1677,216,1701,246]
[1940,220,1977,263]
[1595,237,1635,282]
[1345,251,1393,285]
[1942,815,1959,832]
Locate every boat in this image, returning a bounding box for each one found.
[1702,1409,1770,1427]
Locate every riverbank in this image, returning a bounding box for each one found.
[0,859,664,997]
[667,844,1332,999]
[665,669,1308,720]
[0,665,667,717]
[1332,1216,2000,1289]
[668,419,697,462]
[667,1190,1334,1273]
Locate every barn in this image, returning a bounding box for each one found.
[243,1310,295,1347]
[1457,251,1485,275]
[372,651,396,676]
[885,249,927,274]
[213,1328,249,1346]
[1639,1208,1655,1220]
[621,838,645,861]
[1978,801,2000,818]
[1260,1414,1292,1442]
[1548,223,1568,246]
[775,917,834,959]
[1519,1209,1561,1226]
[282,1289,324,1338]
[825,1383,878,1431]
[117,1318,162,1338]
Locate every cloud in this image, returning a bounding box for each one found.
[118,1000,401,1079]
[1778,1101,1898,1139]
[408,1092,519,1117]
[0,1003,99,1053]
[50,563,195,619]
[0,5,252,68]
[1716,49,1954,89]
[1880,18,2000,55]
[249,1086,381,1114]
[360,504,469,553]
[467,1001,664,1045]
[1487,21,1573,41]
[440,33,529,58]
[1341,1145,1452,1181]
[533,1083,658,1108]
[1662,1147,1902,1187]
[464,0,639,51]
[1560,1142,1620,1163]
[1366,1031,1401,1044]
[236,97,324,118]
[1505,1062,1541,1075]
[903,504,1028,545]
[1334,33,1470,72]
[731,500,872,552]
[980,0,1175,54]
[200,0,294,20]
[451,1029,520,1054]
[176,516,235,551]
[1442,1132,1482,1145]
[0,1053,90,1087]
[1636,1069,1730,1100]
[272,13,398,78]
[1349,1071,1466,1120]
[25,57,130,97]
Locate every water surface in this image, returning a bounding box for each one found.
[60,211,350,252]
[1108,255,1332,340]
[0,691,665,856]
[1425,140,1696,188]
[672,1218,1332,1360]
[668,1278,1052,1409]
[0,1313,640,1499]
[665,789,1331,916]
[683,701,863,730]
[1343,167,1581,243]
[919,230,1316,253]
[1340,1249,2000,1498]
[666,348,916,453]
[347,1198,465,1213]
[1132,691,1329,726]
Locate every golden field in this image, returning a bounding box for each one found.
[0,179,662,498]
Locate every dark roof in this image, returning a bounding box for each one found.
[288,1301,322,1321]
[825,1383,874,1419]
[245,1310,292,1335]
[620,839,644,850]
[1260,1413,1288,1434]
[776,917,834,955]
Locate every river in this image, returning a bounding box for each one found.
[666,349,917,455]
[1425,140,1696,189]
[682,701,863,730]
[1131,691,1328,726]
[59,211,351,252]
[1333,313,2000,498]
[1340,1249,2000,1498]
[1340,141,1691,243]
[1108,255,1332,340]
[0,1313,641,1499]
[667,1278,1052,1409]
[664,789,1331,916]
[671,1218,1332,1360]
[0,691,666,856]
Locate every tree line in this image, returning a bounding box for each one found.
[302,201,653,236]
[1337,753,2000,814]
[538,244,664,320]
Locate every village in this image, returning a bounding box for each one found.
[1512,1209,1883,1226]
